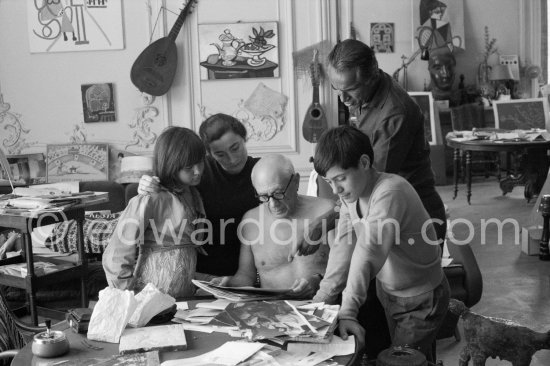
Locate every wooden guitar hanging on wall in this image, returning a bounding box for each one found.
[130,0,197,96]
[302,49,328,143]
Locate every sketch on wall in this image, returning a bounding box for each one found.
[198,22,279,80]
[370,23,394,53]
[81,83,116,122]
[27,0,124,53]
[0,90,33,154]
[412,0,464,53]
[46,143,108,182]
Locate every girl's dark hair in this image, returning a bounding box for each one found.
[198,113,247,151]
[154,126,205,191]
[327,39,379,82]
[314,125,374,177]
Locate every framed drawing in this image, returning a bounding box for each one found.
[198,22,279,80]
[493,98,550,130]
[27,0,124,53]
[81,83,116,122]
[370,23,394,53]
[46,144,109,183]
[409,92,438,145]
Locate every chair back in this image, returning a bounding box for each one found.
[450,103,486,131]
[0,287,45,365]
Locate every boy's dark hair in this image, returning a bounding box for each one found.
[199,113,247,152]
[314,125,374,177]
[154,126,205,192]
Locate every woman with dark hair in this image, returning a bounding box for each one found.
[103,126,206,298]
[138,113,260,277]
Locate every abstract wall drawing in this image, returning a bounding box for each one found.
[126,94,158,150]
[0,90,32,154]
[27,0,124,53]
[370,23,394,53]
[198,22,279,80]
[81,83,116,122]
[412,0,465,53]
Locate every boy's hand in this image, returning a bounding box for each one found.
[138,175,161,195]
[338,319,365,351]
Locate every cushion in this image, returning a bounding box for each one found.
[45,212,120,254]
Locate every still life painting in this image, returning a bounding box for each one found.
[46,144,108,182]
[198,22,279,80]
[27,0,124,53]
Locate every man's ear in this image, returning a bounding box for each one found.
[359,154,371,169]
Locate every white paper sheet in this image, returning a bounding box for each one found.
[286,335,355,357]
[161,341,264,366]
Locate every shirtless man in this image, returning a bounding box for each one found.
[218,154,336,298]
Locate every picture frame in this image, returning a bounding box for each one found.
[493,97,550,130]
[46,144,109,183]
[409,92,438,145]
[3,153,47,186]
[198,22,279,80]
[81,83,116,123]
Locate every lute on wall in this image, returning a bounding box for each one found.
[130,0,197,96]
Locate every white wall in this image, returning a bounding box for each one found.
[0,0,524,193]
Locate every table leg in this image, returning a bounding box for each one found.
[466,151,472,205]
[453,148,459,199]
[76,216,88,308]
[23,232,38,326]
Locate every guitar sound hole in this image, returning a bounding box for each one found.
[311,109,321,118]
[155,54,167,66]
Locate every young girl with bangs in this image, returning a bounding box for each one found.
[103,126,206,298]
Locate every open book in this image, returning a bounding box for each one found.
[192,280,289,302]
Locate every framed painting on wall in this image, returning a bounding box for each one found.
[409,92,437,145]
[81,83,116,122]
[411,0,465,52]
[370,23,394,53]
[46,144,109,183]
[198,22,279,80]
[493,97,550,130]
[27,0,124,53]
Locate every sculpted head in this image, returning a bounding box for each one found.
[428,47,456,94]
[251,154,299,218]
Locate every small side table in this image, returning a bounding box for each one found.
[0,199,106,325]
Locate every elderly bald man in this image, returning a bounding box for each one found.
[216,154,336,298]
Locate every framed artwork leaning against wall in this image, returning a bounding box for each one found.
[46,144,109,183]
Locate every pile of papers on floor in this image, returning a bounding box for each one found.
[173,299,339,344]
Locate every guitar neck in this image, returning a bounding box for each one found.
[312,84,320,104]
[168,1,194,41]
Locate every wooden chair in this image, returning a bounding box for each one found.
[0,287,45,365]
[450,103,502,181]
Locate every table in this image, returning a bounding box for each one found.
[200,60,278,79]
[446,137,550,204]
[11,299,360,366]
[0,195,108,325]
